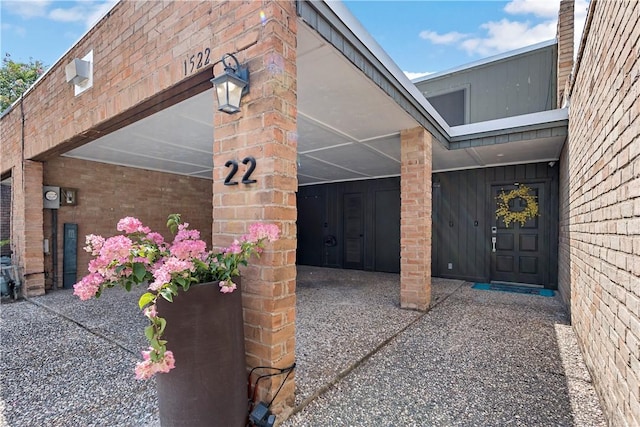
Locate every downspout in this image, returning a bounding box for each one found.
[19,95,25,296]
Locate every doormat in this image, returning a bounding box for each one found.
[472,283,555,297]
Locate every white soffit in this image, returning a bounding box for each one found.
[63,90,215,179]
[60,12,568,185]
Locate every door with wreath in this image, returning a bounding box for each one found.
[490,183,546,285]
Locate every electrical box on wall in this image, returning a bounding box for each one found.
[43,186,60,209]
[61,188,78,206]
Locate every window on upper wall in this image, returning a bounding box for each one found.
[426,89,466,126]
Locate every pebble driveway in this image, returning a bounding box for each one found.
[0,266,605,426]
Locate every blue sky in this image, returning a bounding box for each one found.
[1,0,588,79]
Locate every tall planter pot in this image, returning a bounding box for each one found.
[155,279,246,427]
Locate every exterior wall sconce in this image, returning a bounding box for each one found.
[65,50,93,96]
[210,53,249,114]
[65,59,91,85]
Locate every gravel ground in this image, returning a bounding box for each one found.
[284,271,606,427]
[0,267,605,426]
[0,289,159,427]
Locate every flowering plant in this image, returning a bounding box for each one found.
[73,214,279,379]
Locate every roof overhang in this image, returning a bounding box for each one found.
[60,0,568,185]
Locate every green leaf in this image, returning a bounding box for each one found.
[133,262,147,282]
[144,325,155,341]
[138,292,155,309]
[160,289,174,302]
[158,317,167,334]
[166,214,181,235]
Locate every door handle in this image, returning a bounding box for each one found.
[491,237,497,252]
[324,235,337,247]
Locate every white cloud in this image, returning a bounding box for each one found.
[418,0,568,58]
[404,71,434,81]
[48,1,116,28]
[461,18,557,56]
[84,1,118,29]
[49,6,87,23]
[419,30,468,45]
[1,22,27,37]
[3,0,52,19]
[504,0,560,18]
[4,0,116,29]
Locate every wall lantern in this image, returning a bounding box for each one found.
[210,53,250,114]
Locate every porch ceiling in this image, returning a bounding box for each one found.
[63,22,566,185]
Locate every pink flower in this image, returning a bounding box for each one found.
[100,235,133,264]
[174,223,201,241]
[143,305,157,319]
[73,273,104,300]
[134,349,176,380]
[146,232,165,245]
[170,239,207,261]
[225,240,242,255]
[219,280,237,293]
[245,223,280,243]
[117,217,151,234]
[83,234,105,255]
[149,257,194,291]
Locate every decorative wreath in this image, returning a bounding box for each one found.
[495,185,539,227]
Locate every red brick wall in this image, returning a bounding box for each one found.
[212,1,298,414]
[42,156,212,289]
[1,1,300,413]
[556,0,574,106]
[0,1,234,296]
[560,1,640,424]
[400,127,432,310]
[23,161,46,295]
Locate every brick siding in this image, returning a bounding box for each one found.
[556,0,574,106]
[559,1,640,424]
[0,0,299,413]
[42,156,212,290]
[400,127,433,310]
[212,1,298,414]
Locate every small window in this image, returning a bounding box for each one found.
[427,89,466,126]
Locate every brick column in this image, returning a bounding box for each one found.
[400,127,432,310]
[557,0,574,106]
[212,0,297,416]
[17,160,46,296]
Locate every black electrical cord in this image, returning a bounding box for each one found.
[247,363,296,412]
[266,365,294,408]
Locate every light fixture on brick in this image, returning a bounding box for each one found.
[65,50,93,96]
[210,53,249,114]
[64,59,90,85]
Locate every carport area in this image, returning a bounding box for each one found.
[0,2,589,422]
[0,266,604,426]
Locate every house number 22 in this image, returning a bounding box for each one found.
[224,156,257,185]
